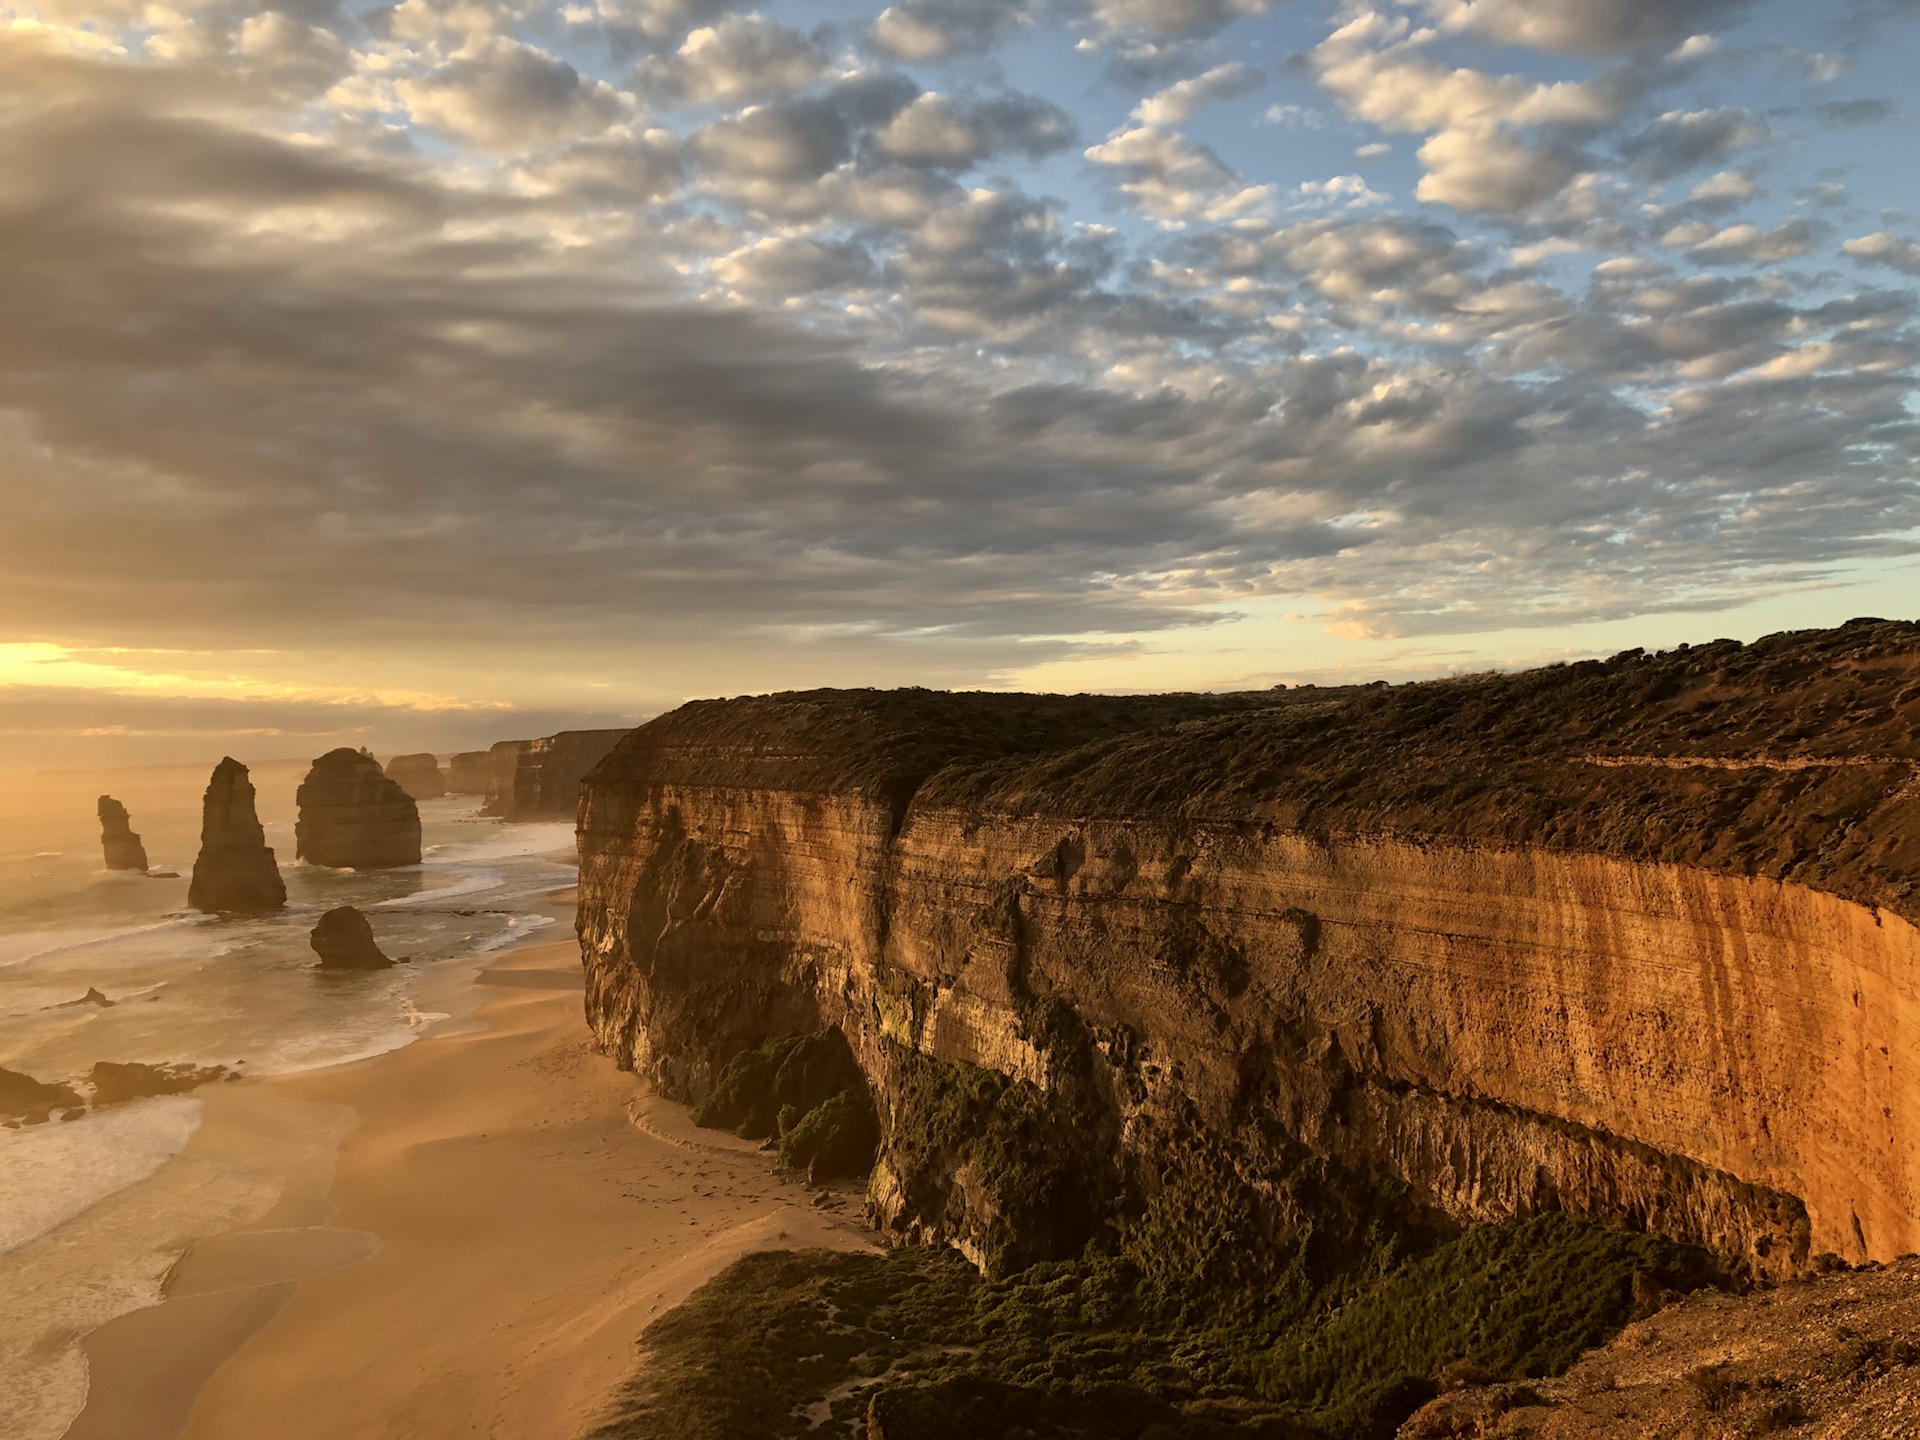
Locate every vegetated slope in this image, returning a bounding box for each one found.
[591,1215,1719,1440]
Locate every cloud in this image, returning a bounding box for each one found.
[1085,125,1270,224]
[1308,10,1622,216]
[397,36,625,151]
[711,234,878,296]
[1619,107,1769,179]
[1844,231,1920,275]
[1133,62,1262,125]
[875,92,1075,169]
[638,15,828,105]
[0,12,1915,701]
[1089,0,1274,38]
[869,0,1031,59]
[1418,0,1755,57]
[1677,217,1821,265]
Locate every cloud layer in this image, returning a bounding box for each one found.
[0,0,1915,747]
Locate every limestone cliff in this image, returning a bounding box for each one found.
[295,748,422,869]
[577,622,1920,1284]
[188,758,285,913]
[491,728,629,820]
[384,752,446,800]
[478,739,528,817]
[96,795,147,871]
[446,750,492,794]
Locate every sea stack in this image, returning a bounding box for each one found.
[384,752,446,801]
[96,796,148,871]
[445,751,491,794]
[187,758,286,913]
[295,748,422,869]
[310,906,393,969]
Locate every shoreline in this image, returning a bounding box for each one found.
[63,931,877,1440]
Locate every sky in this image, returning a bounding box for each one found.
[0,0,1917,769]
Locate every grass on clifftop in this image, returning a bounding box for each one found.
[590,1215,1717,1440]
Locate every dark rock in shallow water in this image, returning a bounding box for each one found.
[296,748,421,869]
[310,905,393,969]
[0,1066,84,1126]
[97,795,148,871]
[88,1060,232,1106]
[187,758,286,914]
[445,750,491,795]
[384,752,446,801]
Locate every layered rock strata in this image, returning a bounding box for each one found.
[446,750,492,794]
[478,739,528,817]
[188,758,285,913]
[96,795,147,871]
[311,905,393,969]
[384,752,446,800]
[579,623,1920,1283]
[295,748,421,869]
[494,728,629,820]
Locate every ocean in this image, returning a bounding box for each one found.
[0,758,578,1439]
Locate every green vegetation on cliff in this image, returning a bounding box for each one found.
[694,1028,880,1182]
[591,1215,1717,1440]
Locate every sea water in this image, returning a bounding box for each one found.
[0,759,578,1438]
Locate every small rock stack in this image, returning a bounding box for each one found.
[296,748,421,869]
[384,752,447,801]
[310,905,393,969]
[187,759,286,913]
[96,796,148,871]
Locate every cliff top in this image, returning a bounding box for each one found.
[591,618,1920,920]
[591,687,1325,812]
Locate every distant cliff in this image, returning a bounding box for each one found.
[485,728,629,820]
[578,621,1920,1286]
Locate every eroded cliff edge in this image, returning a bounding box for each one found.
[578,621,1920,1284]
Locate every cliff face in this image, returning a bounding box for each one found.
[295,748,422,868]
[478,739,529,817]
[188,758,285,913]
[384,752,446,800]
[446,750,492,794]
[486,728,629,819]
[577,623,1920,1282]
[97,795,147,871]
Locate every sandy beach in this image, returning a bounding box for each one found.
[61,935,876,1440]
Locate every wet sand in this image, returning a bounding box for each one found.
[69,938,876,1440]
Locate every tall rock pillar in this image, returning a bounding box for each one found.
[97,796,148,872]
[187,759,286,913]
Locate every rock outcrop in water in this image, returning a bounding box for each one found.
[310,905,394,969]
[295,748,421,869]
[578,621,1920,1291]
[187,758,286,913]
[446,750,492,794]
[384,752,446,801]
[488,728,629,820]
[0,1066,84,1126]
[96,795,147,871]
